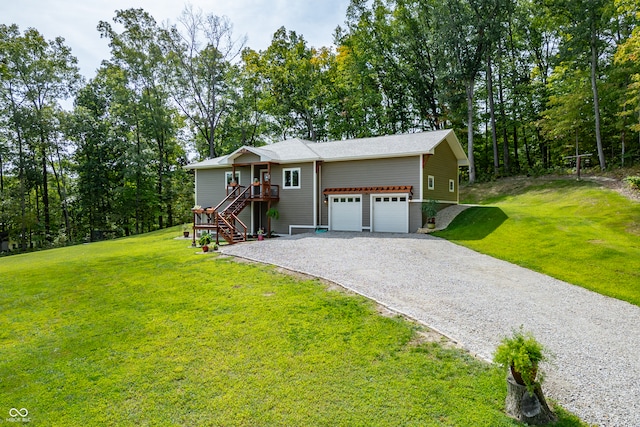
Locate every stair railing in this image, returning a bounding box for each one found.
[215,212,248,244]
[212,185,245,213]
[215,185,252,244]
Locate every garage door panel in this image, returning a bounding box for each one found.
[330,196,362,231]
[372,194,408,233]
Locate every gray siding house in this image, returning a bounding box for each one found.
[186,130,468,243]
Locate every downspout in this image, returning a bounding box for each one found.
[313,161,318,228]
[419,156,424,201]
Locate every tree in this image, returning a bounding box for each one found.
[542,0,613,170]
[614,0,640,164]
[433,0,499,183]
[99,9,182,231]
[0,24,81,248]
[163,6,246,158]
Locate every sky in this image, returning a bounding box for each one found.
[1,0,351,80]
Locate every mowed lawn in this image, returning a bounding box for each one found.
[437,178,640,307]
[0,230,585,426]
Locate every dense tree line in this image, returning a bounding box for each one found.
[1,0,639,251]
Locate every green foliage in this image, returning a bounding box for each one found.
[494,327,548,394]
[197,231,212,246]
[421,199,438,224]
[625,175,640,189]
[266,207,280,219]
[0,228,586,425]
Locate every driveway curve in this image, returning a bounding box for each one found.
[221,232,640,427]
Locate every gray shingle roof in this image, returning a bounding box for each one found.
[185,129,468,169]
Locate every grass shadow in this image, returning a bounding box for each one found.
[434,206,508,240]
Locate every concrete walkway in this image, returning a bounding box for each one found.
[221,232,640,427]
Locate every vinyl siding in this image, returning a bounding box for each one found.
[196,166,251,226]
[320,156,420,227]
[409,201,423,231]
[423,142,459,203]
[195,169,226,208]
[234,152,260,164]
[269,162,315,234]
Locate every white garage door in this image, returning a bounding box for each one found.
[330,195,362,231]
[372,194,409,233]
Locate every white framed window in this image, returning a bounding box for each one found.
[225,171,241,188]
[427,175,435,190]
[283,168,301,189]
[449,179,455,192]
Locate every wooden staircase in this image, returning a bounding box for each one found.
[192,182,279,246]
[213,186,251,245]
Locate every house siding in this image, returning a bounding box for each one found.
[320,157,420,228]
[196,166,251,231]
[234,152,260,164]
[269,162,315,234]
[423,142,459,203]
[196,169,226,208]
[409,201,423,231]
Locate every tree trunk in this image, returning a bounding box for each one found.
[41,149,51,242]
[487,55,500,176]
[524,125,533,169]
[497,48,509,175]
[466,80,476,184]
[590,28,606,170]
[505,375,557,425]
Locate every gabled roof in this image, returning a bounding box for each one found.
[185,129,469,170]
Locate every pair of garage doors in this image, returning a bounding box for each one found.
[329,194,409,233]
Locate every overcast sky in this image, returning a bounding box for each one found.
[1,0,351,80]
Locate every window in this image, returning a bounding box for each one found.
[428,175,435,190]
[449,179,455,193]
[283,168,301,189]
[225,171,241,188]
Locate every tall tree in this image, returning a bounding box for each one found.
[542,0,613,170]
[0,24,81,247]
[99,9,181,231]
[433,0,500,183]
[163,6,246,158]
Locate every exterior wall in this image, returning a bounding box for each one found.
[423,142,459,203]
[269,162,315,234]
[409,201,423,232]
[195,169,227,208]
[320,156,420,227]
[234,152,260,164]
[195,166,251,230]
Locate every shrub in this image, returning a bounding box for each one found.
[493,327,548,394]
[624,176,640,190]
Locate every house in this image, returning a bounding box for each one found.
[185,129,469,244]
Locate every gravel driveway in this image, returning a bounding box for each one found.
[221,232,640,427]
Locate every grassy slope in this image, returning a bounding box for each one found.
[0,230,587,426]
[436,178,640,306]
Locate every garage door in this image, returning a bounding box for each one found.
[372,194,409,233]
[330,195,362,231]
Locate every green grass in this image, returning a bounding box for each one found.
[0,229,585,426]
[436,179,640,306]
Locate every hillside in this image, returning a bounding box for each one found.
[436,172,640,306]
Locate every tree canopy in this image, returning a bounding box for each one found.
[1,0,638,251]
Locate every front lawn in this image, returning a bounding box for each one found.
[0,229,584,426]
[437,179,640,306]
